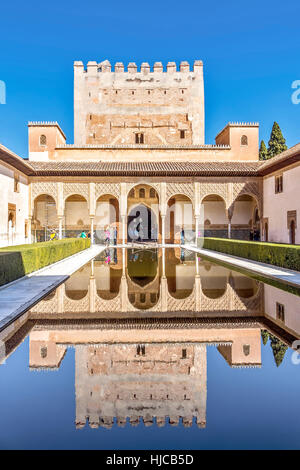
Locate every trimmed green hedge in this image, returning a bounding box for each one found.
[0,238,91,286]
[198,237,300,272]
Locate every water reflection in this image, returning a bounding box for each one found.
[1,248,300,432]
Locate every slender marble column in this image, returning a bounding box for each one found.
[90,217,94,244]
[161,215,166,246]
[58,216,63,240]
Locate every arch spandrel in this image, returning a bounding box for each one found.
[231,181,262,216]
[63,285,90,313]
[231,282,263,313]
[95,183,121,201]
[95,293,121,313]
[199,183,229,209]
[63,183,89,202]
[31,182,58,208]
[166,285,196,312]
[166,183,195,205]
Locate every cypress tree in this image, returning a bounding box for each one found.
[259,140,268,160]
[267,122,287,158]
[269,334,288,367]
[261,329,269,346]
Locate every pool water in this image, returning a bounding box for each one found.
[0,247,300,450]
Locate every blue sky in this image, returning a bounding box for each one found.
[0,0,300,158]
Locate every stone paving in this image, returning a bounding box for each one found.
[185,245,300,289]
[0,245,104,331]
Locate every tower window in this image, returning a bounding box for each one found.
[182,348,187,359]
[241,135,248,146]
[180,130,185,139]
[135,133,144,144]
[40,135,47,146]
[40,347,47,359]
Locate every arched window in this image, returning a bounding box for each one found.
[40,346,47,359]
[139,188,145,198]
[149,188,156,198]
[40,135,47,146]
[129,188,135,198]
[241,135,248,146]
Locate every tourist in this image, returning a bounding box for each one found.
[49,231,56,241]
[80,231,87,239]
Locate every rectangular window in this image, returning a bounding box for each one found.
[135,133,144,144]
[180,130,185,139]
[182,348,187,359]
[276,302,285,322]
[275,175,283,193]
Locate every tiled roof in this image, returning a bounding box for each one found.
[0,144,34,175]
[29,160,263,176]
[258,143,300,175]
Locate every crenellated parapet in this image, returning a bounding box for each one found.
[74,60,203,74]
[76,415,205,429]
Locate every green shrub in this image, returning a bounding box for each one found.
[198,237,300,271]
[0,238,91,286]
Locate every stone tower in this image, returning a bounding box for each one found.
[74,60,205,146]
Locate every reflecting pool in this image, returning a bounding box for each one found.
[1,248,300,449]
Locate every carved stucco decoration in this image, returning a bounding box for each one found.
[200,286,231,312]
[95,183,121,201]
[31,181,58,205]
[232,283,263,313]
[232,181,262,214]
[199,182,229,208]
[167,286,196,312]
[126,293,162,313]
[63,182,89,201]
[166,183,194,204]
[126,181,161,198]
[29,290,58,314]
[95,294,121,312]
[64,291,90,313]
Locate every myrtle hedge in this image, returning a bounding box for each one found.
[199,237,300,271]
[0,238,91,286]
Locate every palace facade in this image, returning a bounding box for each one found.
[0,59,299,247]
